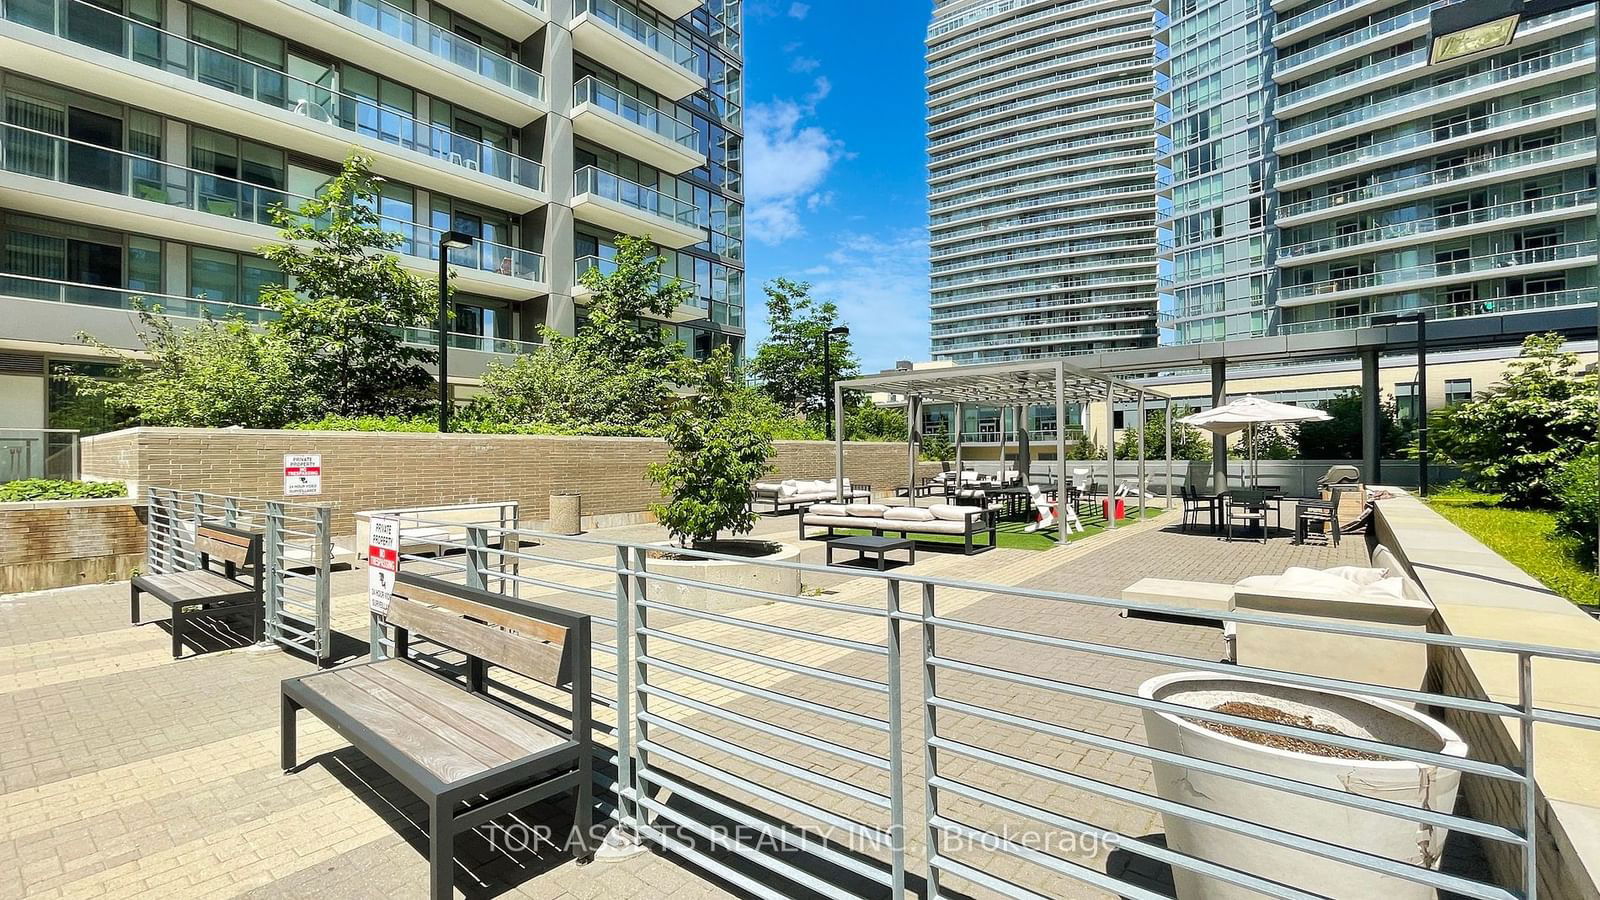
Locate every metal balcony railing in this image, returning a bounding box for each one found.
[574,0,698,76]
[1276,287,1600,333]
[1278,190,1597,261]
[1277,241,1597,302]
[574,77,701,153]
[304,0,544,98]
[2,0,545,190]
[0,123,545,282]
[573,166,701,230]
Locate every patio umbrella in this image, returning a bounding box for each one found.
[1179,396,1330,488]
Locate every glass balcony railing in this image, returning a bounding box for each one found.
[930,164,1154,212]
[931,75,1151,135]
[303,0,544,99]
[932,238,1156,275]
[1276,49,1426,112]
[573,77,701,153]
[931,133,1151,188]
[1277,241,1597,302]
[931,54,1154,119]
[4,0,544,191]
[930,207,1156,257]
[1279,190,1596,260]
[932,308,1155,337]
[1276,288,1599,334]
[1276,3,1442,73]
[0,271,541,354]
[928,24,1153,96]
[928,87,1151,151]
[932,197,1155,244]
[934,255,1158,289]
[933,272,1157,307]
[573,166,701,230]
[574,0,698,77]
[930,291,1151,320]
[1273,0,1375,37]
[1276,93,1593,184]
[932,179,1153,227]
[934,327,1158,350]
[1279,44,1595,146]
[0,122,545,283]
[572,254,687,295]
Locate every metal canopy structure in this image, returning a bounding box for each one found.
[834,360,1174,546]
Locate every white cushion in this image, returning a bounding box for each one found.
[898,519,968,535]
[928,504,972,522]
[809,503,848,516]
[884,506,936,522]
[959,471,981,483]
[754,482,782,492]
[846,503,891,517]
[805,515,859,528]
[779,479,799,498]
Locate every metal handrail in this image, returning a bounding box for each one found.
[573,77,701,152]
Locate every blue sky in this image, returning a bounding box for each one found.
[742,2,931,373]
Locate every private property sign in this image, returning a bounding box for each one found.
[367,516,400,615]
[283,453,322,496]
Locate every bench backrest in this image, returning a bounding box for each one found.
[389,573,583,690]
[194,525,261,588]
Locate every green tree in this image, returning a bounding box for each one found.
[749,278,859,419]
[1552,446,1598,571]
[1065,436,1105,461]
[1115,407,1211,461]
[1232,424,1296,461]
[1293,392,1406,460]
[1431,333,1599,505]
[648,347,774,548]
[921,429,954,464]
[257,154,438,417]
[846,404,908,442]
[71,305,317,428]
[468,235,696,431]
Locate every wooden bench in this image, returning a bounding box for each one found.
[131,523,263,659]
[281,572,593,900]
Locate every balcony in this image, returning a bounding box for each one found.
[571,256,706,322]
[196,0,545,120]
[571,0,702,100]
[1277,44,1595,152]
[571,77,704,174]
[0,271,542,355]
[570,166,704,248]
[1275,93,1594,188]
[1274,3,1442,81]
[1276,241,1598,306]
[0,122,547,297]
[649,0,703,19]
[1271,0,1389,45]
[1278,191,1596,263]
[929,291,1152,322]
[438,0,548,40]
[1276,287,1599,334]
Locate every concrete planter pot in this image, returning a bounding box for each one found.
[647,540,802,612]
[1139,672,1467,900]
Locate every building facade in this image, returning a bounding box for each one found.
[1157,0,1597,342]
[0,0,744,430]
[925,0,1163,365]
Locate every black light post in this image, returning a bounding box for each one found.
[437,231,474,433]
[821,325,850,440]
[1375,312,1429,496]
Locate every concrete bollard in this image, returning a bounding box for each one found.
[549,492,582,535]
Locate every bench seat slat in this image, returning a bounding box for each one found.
[356,662,563,763]
[134,570,252,602]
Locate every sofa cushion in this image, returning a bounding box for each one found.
[884,506,936,522]
[928,504,973,522]
[885,519,967,535]
[754,482,783,493]
[808,503,848,516]
[804,515,860,529]
[779,479,799,498]
[846,503,891,517]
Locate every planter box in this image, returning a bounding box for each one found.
[647,542,802,612]
[0,497,145,593]
[1140,671,1466,900]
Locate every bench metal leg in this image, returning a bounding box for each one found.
[130,584,140,625]
[429,803,455,900]
[171,608,183,659]
[281,694,297,772]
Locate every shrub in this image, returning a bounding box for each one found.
[287,415,659,437]
[0,480,127,502]
[1552,447,1599,571]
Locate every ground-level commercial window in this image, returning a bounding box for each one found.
[1445,378,1472,405]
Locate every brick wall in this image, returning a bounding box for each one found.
[82,428,939,535]
[0,499,146,593]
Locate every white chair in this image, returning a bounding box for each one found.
[1024,485,1083,535]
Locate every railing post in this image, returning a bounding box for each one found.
[222,496,239,527]
[613,545,636,833]
[464,525,490,591]
[885,577,907,900]
[144,486,159,574]
[919,582,941,900]
[1520,652,1538,900]
[315,505,332,663]
[264,501,283,647]
[630,546,652,831]
[188,492,204,567]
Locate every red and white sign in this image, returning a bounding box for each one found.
[283,453,322,497]
[367,516,400,615]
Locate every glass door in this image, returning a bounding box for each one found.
[66,107,123,194]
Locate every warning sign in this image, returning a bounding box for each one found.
[283,453,322,496]
[368,516,400,616]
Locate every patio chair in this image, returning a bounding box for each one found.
[1294,498,1340,546]
[1024,484,1083,535]
[1226,489,1270,544]
[1180,485,1218,533]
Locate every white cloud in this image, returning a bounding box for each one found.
[745,79,845,244]
[788,56,821,73]
[808,228,932,371]
[787,2,810,18]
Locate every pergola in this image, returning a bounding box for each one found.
[834,359,1174,546]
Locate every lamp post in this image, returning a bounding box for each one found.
[436,231,475,433]
[1374,312,1428,496]
[821,325,850,440]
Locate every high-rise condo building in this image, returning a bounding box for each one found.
[925,0,1163,365]
[0,0,744,430]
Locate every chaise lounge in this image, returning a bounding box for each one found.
[798,501,997,555]
[751,478,870,513]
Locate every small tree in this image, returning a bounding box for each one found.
[1293,392,1406,460]
[749,278,859,419]
[258,154,438,417]
[648,347,774,548]
[1431,333,1598,505]
[1115,407,1211,461]
[846,404,908,442]
[1552,446,1598,571]
[71,305,316,428]
[921,429,954,465]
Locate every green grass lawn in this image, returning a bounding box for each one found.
[1428,489,1599,607]
[832,507,1166,552]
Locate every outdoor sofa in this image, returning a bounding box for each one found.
[798,501,997,555]
[751,478,870,513]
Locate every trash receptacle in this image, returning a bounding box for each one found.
[549,492,581,535]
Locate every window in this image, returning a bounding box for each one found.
[1445,379,1472,405]
[1395,381,1419,425]
[189,247,279,306]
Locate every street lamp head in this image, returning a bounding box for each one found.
[828,326,850,337]
[440,230,475,250]
[1428,1,1520,65]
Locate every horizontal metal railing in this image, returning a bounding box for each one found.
[354,506,1600,899]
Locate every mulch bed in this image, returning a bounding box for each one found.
[1195,701,1389,761]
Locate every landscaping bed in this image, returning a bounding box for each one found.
[1429,488,1598,607]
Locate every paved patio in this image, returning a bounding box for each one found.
[1,506,1372,899]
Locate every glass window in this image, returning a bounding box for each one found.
[1395,382,1419,426]
[1444,379,1472,405]
[189,247,238,303]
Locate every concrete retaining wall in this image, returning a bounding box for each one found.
[1375,495,1600,900]
[81,428,939,536]
[0,498,145,593]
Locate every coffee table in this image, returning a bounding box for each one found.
[826,535,915,570]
